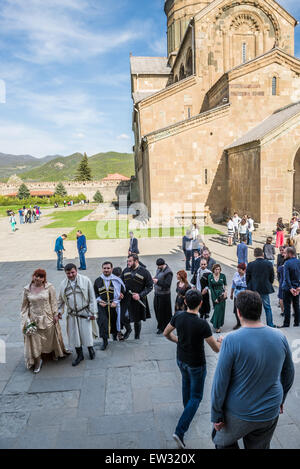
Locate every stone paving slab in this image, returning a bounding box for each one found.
[88,412,155,436]
[29,376,84,393]
[0,412,29,438]
[27,407,78,427]
[0,252,300,449]
[13,425,60,449]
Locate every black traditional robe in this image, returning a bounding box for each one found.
[121,265,153,323]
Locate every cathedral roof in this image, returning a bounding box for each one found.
[132,90,161,104]
[130,56,171,75]
[226,101,300,150]
[102,173,130,181]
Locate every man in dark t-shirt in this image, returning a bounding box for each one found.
[164,289,222,449]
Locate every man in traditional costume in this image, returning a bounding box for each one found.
[153,258,173,334]
[94,262,126,351]
[58,263,98,366]
[121,254,153,340]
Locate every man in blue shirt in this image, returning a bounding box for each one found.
[280,246,300,328]
[211,290,294,449]
[237,235,248,265]
[18,208,24,224]
[77,230,87,271]
[54,234,67,271]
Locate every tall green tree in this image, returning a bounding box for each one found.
[54,182,67,197]
[93,190,103,203]
[17,183,30,200]
[75,152,92,181]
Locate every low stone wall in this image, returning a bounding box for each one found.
[0,180,130,203]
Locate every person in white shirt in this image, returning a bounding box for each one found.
[247,216,255,245]
[239,218,248,243]
[183,230,193,271]
[290,217,299,239]
[232,213,241,245]
[227,218,235,246]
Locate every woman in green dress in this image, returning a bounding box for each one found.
[208,264,227,333]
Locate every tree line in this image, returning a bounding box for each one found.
[11,153,104,203]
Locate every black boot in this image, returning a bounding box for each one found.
[123,324,132,340]
[88,346,95,360]
[72,347,84,367]
[101,338,108,351]
[134,322,141,340]
[112,334,117,341]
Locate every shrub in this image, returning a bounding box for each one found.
[54,182,67,197]
[93,190,103,203]
[18,183,30,199]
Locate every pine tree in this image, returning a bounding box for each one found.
[18,183,30,199]
[93,190,103,203]
[54,182,67,197]
[75,152,92,181]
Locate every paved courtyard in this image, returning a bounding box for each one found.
[0,245,300,450]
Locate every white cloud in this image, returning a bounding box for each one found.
[15,88,104,128]
[0,120,69,156]
[117,133,131,140]
[0,0,145,64]
[0,119,133,157]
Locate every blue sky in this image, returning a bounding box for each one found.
[0,0,299,158]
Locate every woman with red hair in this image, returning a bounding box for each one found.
[175,270,191,312]
[21,269,69,373]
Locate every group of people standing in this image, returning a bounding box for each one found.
[8,206,41,232]
[54,231,87,271]
[175,248,229,333]
[19,225,299,450]
[178,240,300,333]
[21,252,156,372]
[276,216,300,256]
[227,213,254,246]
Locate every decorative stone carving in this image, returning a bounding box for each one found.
[214,0,280,45]
[230,14,260,32]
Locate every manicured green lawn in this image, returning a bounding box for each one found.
[67,220,222,240]
[66,221,189,240]
[43,210,222,240]
[43,210,94,228]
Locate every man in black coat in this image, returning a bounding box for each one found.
[128,232,139,255]
[153,258,173,334]
[246,247,275,327]
[121,254,153,339]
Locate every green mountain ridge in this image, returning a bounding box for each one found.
[12,151,135,182]
[0,153,62,178]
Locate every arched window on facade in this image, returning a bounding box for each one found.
[272,76,278,96]
[185,48,193,77]
[242,43,247,64]
[179,64,185,80]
